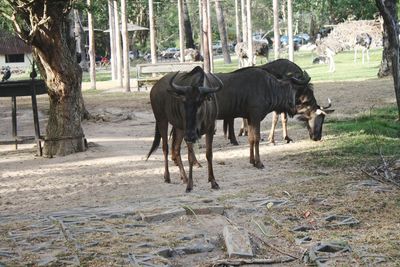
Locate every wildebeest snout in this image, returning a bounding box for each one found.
[184,129,200,143]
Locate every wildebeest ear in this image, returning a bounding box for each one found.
[167,87,186,99]
[324,109,335,114]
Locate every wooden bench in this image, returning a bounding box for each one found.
[0,79,47,156]
[136,62,203,90]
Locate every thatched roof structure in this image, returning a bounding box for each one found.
[316,20,382,55]
[0,33,31,55]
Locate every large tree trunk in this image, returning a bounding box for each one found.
[87,0,96,90]
[121,0,130,91]
[8,1,86,156]
[201,0,211,73]
[74,9,88,72]
[183,0,195,49]
[375,0,400,120]
[378,22,393,77]
[34,19,85,156]
[108,0,117,80]
[114,0,123,87]
[149,0,157,64]
[273,0,280,59]
[215,0,231,64]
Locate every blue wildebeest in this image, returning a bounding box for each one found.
[354,33,372,64]
[224,59,333,145]
[146,66,223,192]
[172,67,325,169]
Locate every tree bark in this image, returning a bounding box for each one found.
[149,0,157,64]
[235,0,241,44]
[287,0,294,61]
[121,0,130,91]
[273,0,280,59]
[8,2,87,156]
[108,0,117,80]
[178,0,185,62]
[241,0,247,44]
[201,0,211,73]
[378,21,393,77]
[74,9,88,72]
[87,0,96,90]
[183,0,195,49]
[246,0,253,66]
[215,0,231,64]
[114,0,123,87]
[375,0,400,120]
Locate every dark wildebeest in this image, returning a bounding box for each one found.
[225,59,333,145]
[174,48,203,62]
[172,67,324,169]
[354,33,372,64]
[146,66,223,192]
[235,41,270,67]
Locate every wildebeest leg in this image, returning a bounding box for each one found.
[159,120,171,183]
[172,128,188,183]
[170,127,178,166]
[206,131,219,189]
[268,111,279,144]
[281,113,293,143]
[238,118,248,136]
[354,45,358,63]
[170,127,201,168]
[249,120,264,169]
[224,118,239,145]
[186,143,195,192]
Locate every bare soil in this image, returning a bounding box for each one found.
[0,77,398,266]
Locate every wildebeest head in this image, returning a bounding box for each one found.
[286,71,334,141]
[167,68,223,143]
[293,79,334,140]
[260,59,334,141]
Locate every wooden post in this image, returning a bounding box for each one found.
[273,0,280,60]
[113,0,123,87]
[287,0,294,61]
[121,0,130,92]
[149,0,157,64]
[107,0,117,80]
[246,0,253,66]
[235,0,241,44]
[87,0,96,89]
[240,0,247,44]
[178,0,185,62]
[207,0,213,72]
[201,0,211,73]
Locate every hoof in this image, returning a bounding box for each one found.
[231,140,239,146]
[185,187,193,193]
[254,162,264,169]
[194,161,202,168]
[164,178,171,183]
[284,136,293,143]
[211,182,220,190]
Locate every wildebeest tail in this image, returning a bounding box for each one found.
[223,120,228,139]
[146,124,161,160]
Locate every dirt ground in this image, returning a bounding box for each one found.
[0,77,398,266]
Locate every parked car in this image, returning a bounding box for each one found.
[160,48,179,59]
[280,34,310,46]
[212,42,222,54]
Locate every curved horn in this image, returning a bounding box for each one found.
[290,70,311,85]
[168,71,191,94]
[199,73,223,94]
[321,98,332,109]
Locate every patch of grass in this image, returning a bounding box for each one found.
[213,48,383,82]
[311,106,400,168]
